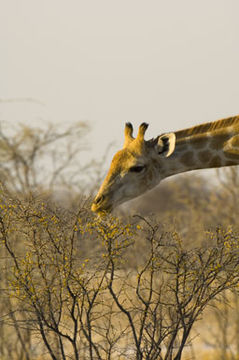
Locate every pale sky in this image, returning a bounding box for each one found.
[1,0,239,166]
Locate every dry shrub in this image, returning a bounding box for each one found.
[0,191,239,359]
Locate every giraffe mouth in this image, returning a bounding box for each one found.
[91,197,113,214]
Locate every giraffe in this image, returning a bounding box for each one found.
[91,115,239,214]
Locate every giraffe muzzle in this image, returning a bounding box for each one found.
[91,194,113,214]
[94,194,105,205]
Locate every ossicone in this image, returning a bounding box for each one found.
[124,122,134,147]
[136,122,149,141]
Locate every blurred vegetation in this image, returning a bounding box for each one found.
[0,121,239,359]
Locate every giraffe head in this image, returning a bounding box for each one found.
[91,122,176,214]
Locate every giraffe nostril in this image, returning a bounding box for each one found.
[94,195,105,205]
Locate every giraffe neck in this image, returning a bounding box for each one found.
[162,115,239,177]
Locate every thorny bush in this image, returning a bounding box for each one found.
[0,191,239,360]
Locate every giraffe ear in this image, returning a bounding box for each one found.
[156,133,176,157]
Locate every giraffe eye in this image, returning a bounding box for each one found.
[129,165,145,173]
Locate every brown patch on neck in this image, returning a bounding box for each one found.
[190,137,208,149]
[209,132,231,150]
[198,150,211,163]
[225,152,239,160]
[180,151,195,167]
[209,155,223,168]
[225,160,237,166]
